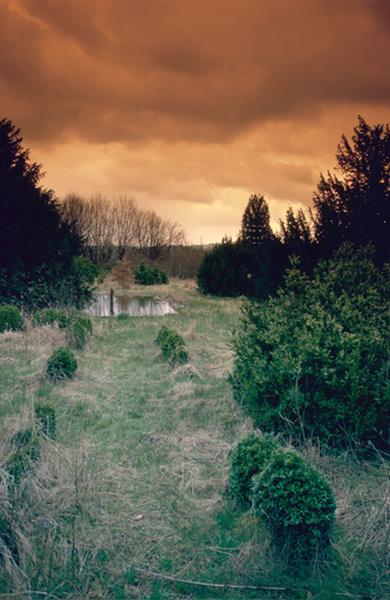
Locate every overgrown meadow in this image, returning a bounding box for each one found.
[0,278,388,599]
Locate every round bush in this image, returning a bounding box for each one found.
[156,326,188,365]
[228,433,279,507]
[0,305,24,333]
[34,402,56,439]
[251,449,336,562]
[46,347,77,381]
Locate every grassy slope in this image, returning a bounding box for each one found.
[0,279,389,599]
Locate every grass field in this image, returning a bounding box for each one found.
[0,279,389,599]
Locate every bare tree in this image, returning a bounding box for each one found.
[60,194,186,264]
[112,196,137,259]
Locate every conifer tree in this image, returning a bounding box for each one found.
[240,194,273,246]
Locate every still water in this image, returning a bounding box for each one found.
[86,293,175,317]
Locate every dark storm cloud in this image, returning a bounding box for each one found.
[1,0,389,242]
[1,0,389,144]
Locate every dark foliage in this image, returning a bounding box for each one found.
[312,116,390,263]
[197,236,284,299]
[240,194,273,246]
[251,449,335,563]
[230,245,390,448]
[0,118,91,308]
[279,207,315,274]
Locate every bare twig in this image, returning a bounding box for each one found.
[133,566,287,591]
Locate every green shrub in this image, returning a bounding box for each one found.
[72,255,98,287]
[66,313,92,350]
[155,326,188,365]
[228,433,279,507]
[32,307,69,328]
[230,245,390,448]
[155,325,170,347]
[251,449,336,562]
[46,347,77,381]
[34,402,56,439]
[134,263,168,285]
[0,305,24,333]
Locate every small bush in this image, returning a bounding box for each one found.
[46,347,77,381]
[228,433,280,507]
[134,263,168,285]
[32,307,69,328]
[66,313,92,350]
[156,326,188,365]
[34,402,56,439]
[0,305,24,333]
[251,449,336,563]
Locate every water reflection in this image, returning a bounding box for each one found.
[86,293,175,317]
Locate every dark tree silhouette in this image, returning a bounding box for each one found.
[240,194,273,246]
[0,118,84,307]
[197,194,285,299]
[279,207,314,272]
[312,116,390,263]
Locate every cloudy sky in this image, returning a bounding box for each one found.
[1,0,389,243]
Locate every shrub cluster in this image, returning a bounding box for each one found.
[32,307,69,328]
[252,449,336,562]
[228,434,335,563]
[134,262,168,285]
[0,305,24,333]
[46,347,78,381]
[230,245,390,448]
[156,326,188,365]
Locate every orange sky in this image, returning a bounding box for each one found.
[1,0,389,243]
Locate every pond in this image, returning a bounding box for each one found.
[86,292,176,317]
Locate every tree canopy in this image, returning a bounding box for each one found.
[0,118,87,307]
[312,115,390,263]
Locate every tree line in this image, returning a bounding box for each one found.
[198,116,389,298]
[61,194,186,264]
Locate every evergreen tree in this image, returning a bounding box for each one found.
[279,207,314,272]
[240,194,273,246]
[0,118,86,307]
[312,116,390,263]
